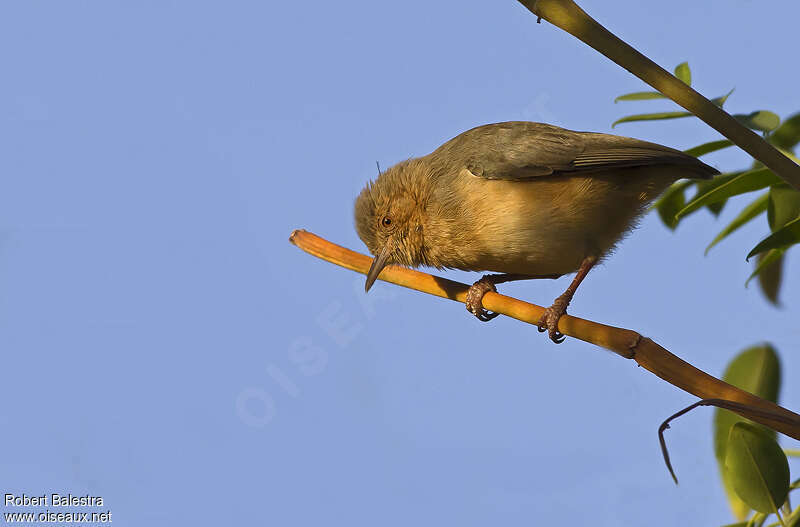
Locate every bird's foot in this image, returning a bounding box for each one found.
[466,276,500,322]
[537,296,570,344]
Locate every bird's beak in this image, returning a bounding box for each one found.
[365,241,392,292]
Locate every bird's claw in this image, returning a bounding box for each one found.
[476,310,500,322]
[466,277,500,322]
[537,303,567,343]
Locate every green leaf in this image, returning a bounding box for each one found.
[614,91,667,103]
[705,193,769,254]
[707,200,727,216]
[673,172,739,220]
[685,139,734,158]
[612,111,693,127]
[734,111,781,133]
[711,88,735,108]
[694,179,729,216]
[725,422,789,514]
[674,62,691,85]
[769,112,800,150]
[676,168,780,220]
[744,183,800,268]
[714,345,781,520]
[767,186,800,231]
[746,216,800,260]
[654,180,693,229]
[755,250,784,305]
[747,248,784,286]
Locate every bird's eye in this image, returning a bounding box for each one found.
[381,216,392,228]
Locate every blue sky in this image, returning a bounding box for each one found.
[1,1,798,525]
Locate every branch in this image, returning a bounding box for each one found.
[289,229,800,440]
[659,399,800,484]
[516,0,800,191]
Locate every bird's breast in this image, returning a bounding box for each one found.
[428,168,669,275]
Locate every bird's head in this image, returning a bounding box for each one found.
[354,160,431,291]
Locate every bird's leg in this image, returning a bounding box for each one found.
[466,273,561,322]
[537,256,597,343]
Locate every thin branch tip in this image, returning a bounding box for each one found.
[657,399,800,485]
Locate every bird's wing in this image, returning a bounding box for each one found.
[432,121,718,180]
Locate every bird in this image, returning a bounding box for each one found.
[353,121,718,342]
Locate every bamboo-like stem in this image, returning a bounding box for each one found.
[290,229,800,440]
[516,0,800,191]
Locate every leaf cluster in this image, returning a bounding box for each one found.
[615,62,800,305]
[715,346,791,525]
[614,64,800,526]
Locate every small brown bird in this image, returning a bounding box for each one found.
[354,121,717,342]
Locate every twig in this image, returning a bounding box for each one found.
[516,0,800,190]
[659,399,800,484]
[289,229,800,440]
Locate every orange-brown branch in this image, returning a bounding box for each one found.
[290,229,800,440]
